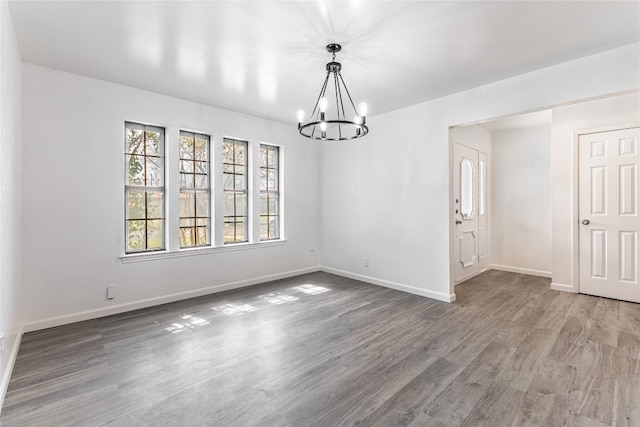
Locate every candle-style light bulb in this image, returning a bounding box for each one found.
[296,109,305,123]
[319,98,329,113]
[320,121,327,138]
[358,102,368,117]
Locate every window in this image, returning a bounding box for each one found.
[179,131,210,248]
[260,144,280,240]
[125,122,165,253]
[223,138,248,243]
[479,159,486,216]
[460,157,474,219]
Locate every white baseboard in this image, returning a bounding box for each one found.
[1,324,24,409]
[321,267,455,303]
[489,264,552,278]
[550,282,577,293]
[24,266,321,333]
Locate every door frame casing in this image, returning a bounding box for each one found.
[568,122,640,294]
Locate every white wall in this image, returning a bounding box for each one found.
[490,124,551,276]
[0,0,23,404]
[21,64,321,329]
[551,92,640,292]
[320,43,639,302]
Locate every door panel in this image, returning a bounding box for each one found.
[453,143,480,284]
[579,127,640,302]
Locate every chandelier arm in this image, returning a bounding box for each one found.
[333,72,343,139]
[337,73,360,117]
[310,73,331,138]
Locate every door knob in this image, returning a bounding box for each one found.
[455,220,462,225]
[582,219,590,225]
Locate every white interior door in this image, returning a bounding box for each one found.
[579,127,640,302]
[453,142,480,284]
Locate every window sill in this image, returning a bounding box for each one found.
[120,239,287,264]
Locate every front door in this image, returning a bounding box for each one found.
[453,142,480,284]
[579,127,640,302]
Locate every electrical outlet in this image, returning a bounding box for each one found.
[363,256,369,267]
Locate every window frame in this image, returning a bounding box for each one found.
[259,143,281,241]
[179,130,211,249]
[124,122,166,254]
[222,137,249,244]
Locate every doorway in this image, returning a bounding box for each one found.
[452,141,488,284]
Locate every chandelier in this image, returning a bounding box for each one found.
[296,43,368,141]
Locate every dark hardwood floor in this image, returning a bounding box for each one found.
[2,270,639,426]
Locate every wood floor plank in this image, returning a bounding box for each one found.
[2,270,639,426]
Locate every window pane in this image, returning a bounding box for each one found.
[235,193,246,216]
[224,192,235,216]
[147,191,164,219]
[180,192,195,217]
[180,136,194,160]
[145,130,163,156]
[235,144,245,165]
[196,225,208,245]
[180,160,194,173]
[126,220,146,252]
[479,160,486,216]
[146,220,164,249]
[259,169,267,191]
[223,142,233,163]
[267,147,277,168]
[180,218,195,227]
[260,146,267,168]
[126,128,144,155]
[180,173,194,189]
[126,155,145,185]
[224,222,235,243]
[269,217,279,239]
[126,190,146,219]
[146,157,164,186]
[196,193,209,217]
[223,173,234,191]
[260,193,268,215]
[180,227,195,247]
[460,157,474,219]
[234,174,245,190]
[268,194,278,215]
[194,174,208,189]
[260,216,269,240]
[235,221,246,242]
[267,170,277,191]
[194,138,208,161]
[195,161,208,175]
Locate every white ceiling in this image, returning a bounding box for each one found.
[8,1,640,125]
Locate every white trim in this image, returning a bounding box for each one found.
[23,266,319,332]
[0,324,24,409]
[489,264,552,278]
[120,239,287,263]
[321,267,456,303]
[550,282,577,293]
